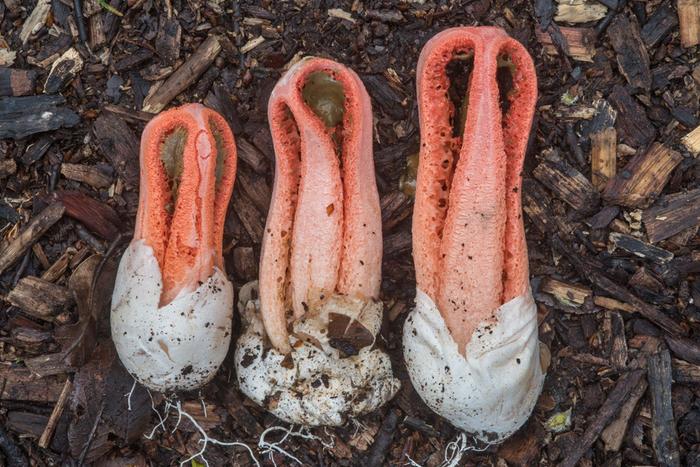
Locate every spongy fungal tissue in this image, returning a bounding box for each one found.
[235,282,400,426]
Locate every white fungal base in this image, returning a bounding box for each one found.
[235,281,400,426]
[111,240,233,392]
[403,289,544,442]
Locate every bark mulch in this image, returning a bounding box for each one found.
[1,0,700,466]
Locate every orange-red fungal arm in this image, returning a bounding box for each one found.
[260,58,382,353]
[134,104,237,306]
[413,27,537,353]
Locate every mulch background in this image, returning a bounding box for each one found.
[1,0,699,466]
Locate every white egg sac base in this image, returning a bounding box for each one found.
[403,288,544,442]
[235,282,400,426]
[111,240,233,392]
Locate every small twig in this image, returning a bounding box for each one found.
[38,378,73,448]
[77,402,105,467]
[73,0,88,44]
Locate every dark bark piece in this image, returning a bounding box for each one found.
[536,26,596,62]
[0,425,28,467]
[44,48,83,94]
[609,232,674,263]
[607,14,651,90]
[641,2,679,47]
[608,85,656,148]
[533,159,600,214]
[603,142,682,208]
[498,417,545,467]
[590,127,617,190]
[231,191,265,243]
[236,137,269,175]
[672,358,700,383]
[0,158,16,177]
[523,179,575,235]
[608,311,628,368]
[7,276,74,320]
[155,15,181,65]
[586,205,619,229]
[142,35,221,113]
[383,229,411,258]
[0,95,80,139]
[643,189,700,243]
[232,246,256,281]
[365,410,399,467]
[236,165,271,214]
[601,379,646,452]
[93,112,139,189]
[0,68,37,96]
[50,191,122,241]
[20,134,53,165]
[0,368,68,402]
[0,203,65,276]
[551,235,684,336]
[558,369,645,467]
[361,74,406,119]
[113,48,154,73]
[102,104,154,124]
[665,335,700,365]
[380,190,412,232]
[60,163,113,189]
[648,347,681,467]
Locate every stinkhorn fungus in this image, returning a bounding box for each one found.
[235,57,399,426]
[111,103,237,392]
[403,27,546,441]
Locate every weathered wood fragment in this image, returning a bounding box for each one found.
[536,26,595,62]
[231,192,264,243]
[114,49,154,73]
[0,203,65,276]
[593,296,636,313]
[0,68,37,96]
[608,85,656,148]
[522,179,574,235]
[648,347,681,467]
[38,378,72,449]
[60,163,113,189]
[0,368,67,403]
[681,124,700,156]
[540,277,592,307]
[643,189,700,243]
[555,0,607,23]
[641,2,679,47]
[236,137,269,174]
[600,379,647,451]
[603,143,682,208]
[558,369,645,467]
[236,165,271,214]
[44,48,83,94]
[232,246,256,281]
[51,191,121,241]
[672,358,700,383]
[6,276,73,320]
[0,95,80,139]
[155,15,181,65]
[21,135,53,165]
[41,247,76,283]
[607,14,652,90]
[0,158,16,177]
[609,232,673,263]
[93,113,139,188]
[384,230,411,258]
[665,335,700,365]
[533,159,600,213]
[380,191,413,232]
[677,0,700,47]
[19,0,50,44]
[590,127,616,190]
[142,35,222,113]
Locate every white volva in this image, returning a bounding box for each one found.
[403,289,544,442]
[111,240,233,392]
[235,282,400,426]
